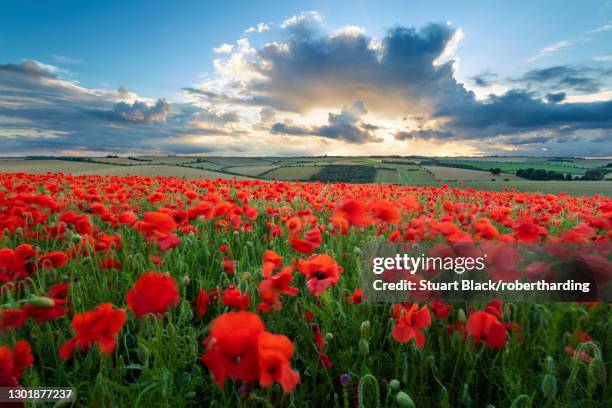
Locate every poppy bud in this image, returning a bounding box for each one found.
[185,391,196,399]
[544,356,555,373]
[27,296,55,308]
[3,228,8,237]
[167,322,176,336]
[241,272,251,281]
[457,308,466,323]
[541,374,557,398]
[359,338,369,354]
[396,392,416,408]
[136,345,149,366]
[82,256,92,265]
[426,355,435,365]
[389,379,400,390]
[360,320,370,338]
[70,233,82,244]
[182,276,190,286]
[325,332,334,341]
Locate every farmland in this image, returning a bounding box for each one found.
[0,156,612,195]
[0,172,610,407]
[0,156,610,196]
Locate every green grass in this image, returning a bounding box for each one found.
[261,165,322,180]
[375,168,401,184]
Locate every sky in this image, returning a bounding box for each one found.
[1,0,611,157]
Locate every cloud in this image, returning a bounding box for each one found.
[515,65,608,93]
[546,92,566,103]
[3,13,612,157]
[529,22,612,62]
[213,43,234,54]
[0,60,59,78]
[270,101,381,143]
[470,71,498,87]
[113,99,171,123]
[244,22,270,35]
[593,55,612,62]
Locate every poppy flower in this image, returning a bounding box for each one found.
[257,332,300,393]
[346,288,363,305]
[465,311,507,348]
[223,258,235,274]
[222,287,250,310]
[431,301,452,318]
[391,303,431,348]
[126,272,180,318]
[38,251,69,270]
[202,311,265,385]
[195,288,210,318]
[0,340,34,388]
[296,254,344,296]
[59,303,126,360]
[134,212,177,241]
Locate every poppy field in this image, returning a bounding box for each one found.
[0,172,610,407]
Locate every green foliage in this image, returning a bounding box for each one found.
[309,165,376,183]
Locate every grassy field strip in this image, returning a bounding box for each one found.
[260,165,322,180]
[375,168,401,184]
[423,165,521,181]
[224,165,280,176]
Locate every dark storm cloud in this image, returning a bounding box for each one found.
[0,60,58,78]
[270,101,381,143]
[514,65,609,93]
[247,22,472,113]
[470,71,498,87]
[545,92,566,103]
[0,60,238,154]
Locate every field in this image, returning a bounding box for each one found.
[0,156,610,195]
[0,171,610,407]
[260,165,322,180]
[224,165,280,177]
[423,166,521,181]
[375,168,401,184]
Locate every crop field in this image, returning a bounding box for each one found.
[434,158,594,175]
[0,171,610,407]
[375,168,401,184]
[423,166,521,181]
[0,160,122,174]
[224,165,280,177]
[261,165,322,180]
[422,180,612,196]
[395,165,437,183]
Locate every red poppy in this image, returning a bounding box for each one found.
[391,303,432,348]
[465,311,507,348]
[0,340,34,388]
[126,272,180,318]
[59,303,126,360]
[195,289,210,318]
[222,287,250,310]
[346,288,363,304]
[257,331,300,393]
[296,254,344,296]
[223,257,235,274]
[134,212,177,241]
[202,311,265,385]
[38,251,68,269]
[431,301,452,318]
